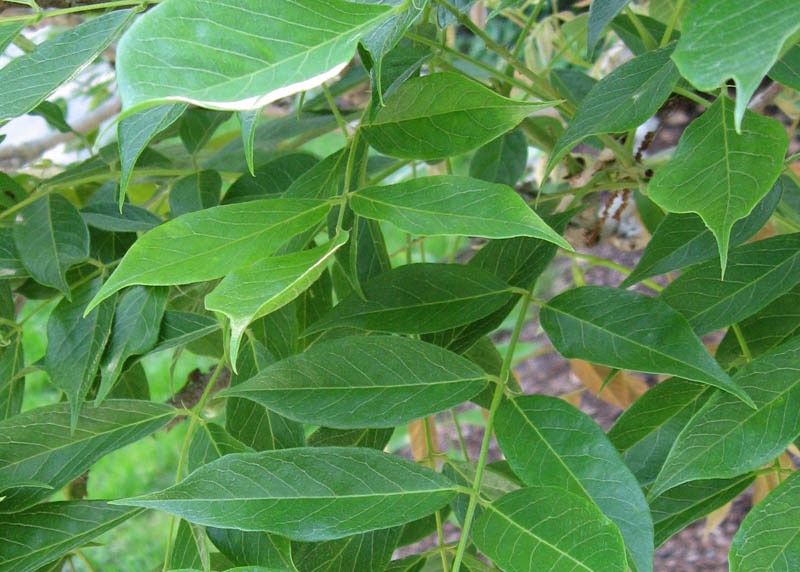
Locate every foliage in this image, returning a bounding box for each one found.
[0,0,799,571]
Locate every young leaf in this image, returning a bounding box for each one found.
[219,336,486,428]
[650,336,800,498]
[472,486,628,572]
[660,233,800,335]
[85,198,331,312]
[114,447,457,541]
[672,0,800,130]
[350,176,571,249]
[45,279,116,429]
[469,130,528,186]
[81,202,163,233]
[588,0,632,52]
[169,170,222,217]
[118,103,187,206]
[495,395,654,572]
[116,0,392,111]
[548,45,679,171]
[0,501,140,572]
[0,10,134,123]
[205,234,348,367]
[13,194,90,298]
[306,263,514,336]
[729,470,800,571]
[0,400,175,512]
[647,96,788,275]
[361,72,558,160]
[540,286,752,405]
[96,286,168,404]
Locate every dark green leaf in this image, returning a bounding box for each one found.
[769,43,800,91]
[495,395,653,572]
[153,311,220,354]
[169,170,221,217]
[469,130,528,186]
[0,333,24,422]
[220,336,486,428]
[0,229,26,279]
[307,426,394,450]
[588,0,632,51]
[445,460,520,525]
[0,400,175,512]
[0,19,27,54]
[207,527,297,571]
[472,486,627,572]
[169,520,203,571]
[179,108,231,154]
[223,153,320,204]
[660,233,800,335]
[0,500,140,572]
[115,447,457,541]
[187,423,253,474]
[540,286,752,404]
[81,202,162,232]
[107,362,150,401]
[30,101,72,133]
[361,72,557,160]
[14,194,89,297]
[292,527,401,572]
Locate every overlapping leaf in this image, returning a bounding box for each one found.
[116,0,392,111]
[206,527,297,571]
[469,130,528,186]
[588,0,632,51]
[169,170,222,217]
[81,203,162,233]
[114,447,457,541]
[220,336,486,428]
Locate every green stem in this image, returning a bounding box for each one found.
[510,0,545,59]
[450,408,470,461]
[321,82,350,137]
[422,418,448,571]
[659,0,685,47]
[3,0,158,22]
[625,7,657,51]
[674,86,712,107]
[562,250,664,292]
[731,323,753,362]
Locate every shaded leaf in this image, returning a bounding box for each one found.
[361,72,557,160]
[223,153,320,204]
[237,109,261,176]
[0,333,24,422]
[469,130,528,186]
[588,0,632,51]
[169,170,222,217]
[540,286,751,404]
[292,527,401,572]
[307,426,394,450]
[115,447,457,541]
[153,311,220,354]
[220,336,486,429]
[0,400,175,512]
[207,527,297,571]
[472,486,627,572]
[81,202,162,232]
[169,520,203,571]
[188,422,253,474]
[647,96,788,275]
[179,108,231,154]
[769,43,800,91]
[116,0,391,111]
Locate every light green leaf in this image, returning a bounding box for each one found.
[0,500,140,572]
[306,263,514,336]
[540,286,752,405]
[730,470,800,571]
[650,336,800,498]
[361,72,557,160]
[495,395,653,572]
[116,0,392,111]
[469,130,528,186]
[588,0,632,51]
[81,202,163,233]
[237,109,262,176]
[13,194,90,298]
[549,45,679,171]
[118,103,187,206]
[219,336,486,428]
[648,98,788,276]
[472,486,627,572]
[45,279,116,430]
[0,400,175,513]
[114,447,457,541]
[97,286,168,404]
[169,170,221,217]
[660,233,800,335]
[0,10,134,123]
[205,234,348,367]
[672,0,800,130]
[86,198,331,313]
[351,175,571,249]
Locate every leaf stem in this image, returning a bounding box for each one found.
[321,82,350,137]
[659,0,685,47]
[3,0,158,22]
[561,250,664,292]
[731,323,753,362]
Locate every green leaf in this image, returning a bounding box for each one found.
[307,426,394,450]
[13,194,90,298]
[0,229,26,280]
[237,109,261,176]
[205,234,348,367]
[472,486,628,572]
[292,527,401,572]
[361,72,557,160]
[45,278,116,430]
[588,0,632,51]
[179,108,231,154]
[81,202,163,233]
[0,500,140,572]
[469,130,528,186]
[86,198,331,312]
[219,336,486,428]
[621,179,783,287]
[651,475,755,547]
[169,170,222,217]
[116,0,392,111]
[153,311,220,354]
[540,286,752,405]
[0,10,134,123]
[223,153,320,204]
[672,0,800,130]
[647,97,788,276]
[306,263,514,336]
[0,400,175,512]
[115,447,457,541]
[169,520,204,571]
[207,527,297,571]
[650,336,800,498]
[0,19,27,55]
[30,101,73,134]
[96,286,168,404]
[118,103,187,206]
[0,333,24,422]
[548,45,679,171]
[769,43,800,91]
[351,176,571,249]
[730,470,800,571]
[187,423,253,473]
[608,378,713,485]
[495,395,653,572]
[660,233,800,335]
